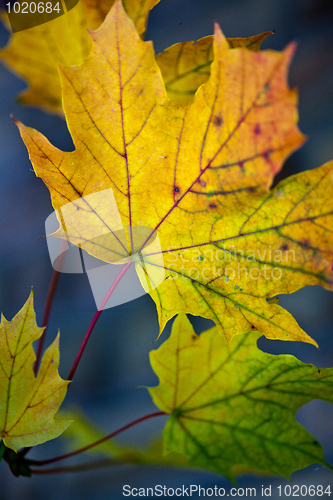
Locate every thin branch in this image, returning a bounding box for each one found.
[34,269,61,374]
[67,261,133,381]
[30,411,166,467]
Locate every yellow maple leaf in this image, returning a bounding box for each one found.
[0,0,159,114]
[0,292,71,452]
[15,0,333,345]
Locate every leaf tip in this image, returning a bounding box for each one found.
[311,338,319,349]
[213,21,221,35]
[284,41,298,63]
[152,329,162,343]
[11,117,27,137]
[25,288,35,310]
[112,0,127,19]
[10,114,19,126]
[213,22,229,53]
[213,22,224,42]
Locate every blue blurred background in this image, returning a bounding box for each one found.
[0,0,333,498]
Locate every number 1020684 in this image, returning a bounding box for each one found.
[5,2,61,14]
[277,485,331,497]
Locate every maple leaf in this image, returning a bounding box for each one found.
[0,292,71,452]
[0,0,158,114]
[15,0,333,345]
[149,314,333,482]
[157,31,274,106]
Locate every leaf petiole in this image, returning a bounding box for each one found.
[28,411,166,468]
[67,261,133,381]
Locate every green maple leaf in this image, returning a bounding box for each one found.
[149,314,333,482]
